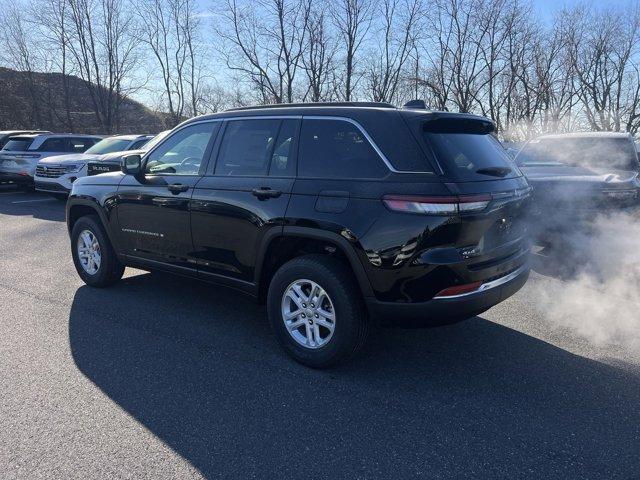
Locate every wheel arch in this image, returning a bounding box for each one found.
[255,226,374,301]
[66,199,120,254]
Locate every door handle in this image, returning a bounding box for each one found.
[251,187,282,199]
[167,183,189,194]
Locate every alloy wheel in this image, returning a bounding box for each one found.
[281,279,336,349]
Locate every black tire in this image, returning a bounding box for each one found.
[267,255,369,368]
[70,215,125,287]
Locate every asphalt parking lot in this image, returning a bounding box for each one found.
[1,184,639,479]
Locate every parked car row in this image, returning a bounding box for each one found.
[0,131,170,198]
[4,102,639,368]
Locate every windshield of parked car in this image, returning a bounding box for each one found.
[2,137,34,151]
[141,130,171,153]
[517,137,639,171]
[85,138,134,155]
[423,118,519,180]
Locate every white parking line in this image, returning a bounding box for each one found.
[11,198,54,204]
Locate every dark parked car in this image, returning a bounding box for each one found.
[66,102,531,367]
[516,132,640,246]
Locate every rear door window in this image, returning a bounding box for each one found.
[269,120,297,177]
[422,118,519,181]
[298,119,388,178]
[2,138,34,151]
[38,138,67,152]
[215,119,281,176]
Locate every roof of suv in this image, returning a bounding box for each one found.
[178,102,495,174]
[187,101,492,126]
[0,130,50,136]
[8,133,103,139]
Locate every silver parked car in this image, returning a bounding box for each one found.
[0,133,102,189]
[34,134,156,197]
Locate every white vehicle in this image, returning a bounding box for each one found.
[0,133,102,190]
[34,134,156,198]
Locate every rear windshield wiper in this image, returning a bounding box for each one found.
[476,166,512,177]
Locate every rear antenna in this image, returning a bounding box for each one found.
[402,99,427,109]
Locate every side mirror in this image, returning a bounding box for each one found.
[121,154,142,176]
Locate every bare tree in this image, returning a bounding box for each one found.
[302,9,337,101]
[0,2,44,126]
[136,0,203,125]
[216,0,311,104]
[566,3,640,132]
[64,0,139,132]
[331,0,373,101]
[32,0,76,129]
[364,0,421,103]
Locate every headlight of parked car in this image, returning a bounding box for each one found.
[64,164,83,173]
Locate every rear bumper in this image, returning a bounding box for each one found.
[0,171,33,184]
[366,263,530,328]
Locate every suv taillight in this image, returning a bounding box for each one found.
[382,194,491,215]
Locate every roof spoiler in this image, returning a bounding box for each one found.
[402,99,427,109]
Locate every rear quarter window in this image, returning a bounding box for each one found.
[298,119,388,179]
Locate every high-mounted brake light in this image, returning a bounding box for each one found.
[382,194,491,215]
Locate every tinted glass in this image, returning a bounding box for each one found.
[70,138,98,152]
[517,137,639,171]
[424,128,518,180]
[145,123,216,175]
[2,138,33,151]
[299,119,387,178]
[215,119,280,176]
[85,138,132,154]
[39,138,67,152]
[142,131,171,152]
[269,120,296,176]
[129,139,150,150]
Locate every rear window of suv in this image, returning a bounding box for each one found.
[422,117,519,181]
[2,138,34,151]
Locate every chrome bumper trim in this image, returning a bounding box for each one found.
[433,263,529,299]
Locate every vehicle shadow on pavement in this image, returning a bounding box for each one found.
[68,272,640,479]
[0,187,65,222]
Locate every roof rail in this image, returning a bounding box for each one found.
[225,101,395,112]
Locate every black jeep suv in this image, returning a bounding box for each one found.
[66,102,531,367]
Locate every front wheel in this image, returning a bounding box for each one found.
[267,255,369,368]
[70,215,124,287]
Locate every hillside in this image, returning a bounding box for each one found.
[0,67,168,134]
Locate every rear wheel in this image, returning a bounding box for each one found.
[71,215,124,287]
[267,255,369,368]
